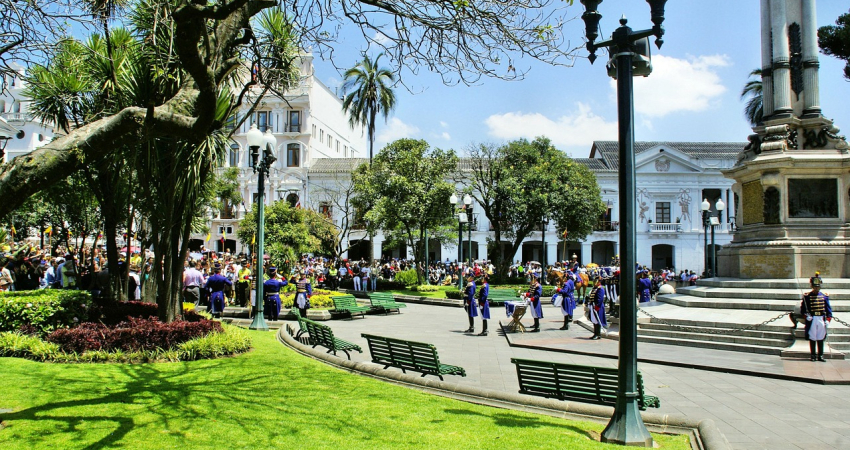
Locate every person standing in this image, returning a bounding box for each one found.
[558,275,576,330]
[589,278,607,340]
[802,278,832,362]
[294,271,312,319]
[327,264,338,291]
[352,263,361,291]
[477,275,490,336]
[361,264,370,292]
[527,276,543,332]
[236,264,251,307]
[463,275,477,333]
[183,261,204,308]
[638,270,652,303]
[205,263,231,319]
[60,254,78,289]
[263,266,288,321]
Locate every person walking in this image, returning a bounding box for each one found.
[463,275,477,333]
[802,277,832,362]
[527,276,543,332]
[477,275,490,336]
[589,278,607,340]
[263,266,288,321]
[638,270,652,303]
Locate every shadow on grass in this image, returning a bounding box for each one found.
[441,407,596,438]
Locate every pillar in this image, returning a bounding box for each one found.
[581,242,593,266]
[372,235,383,262]
[770,0,793,117]
[547,242,558,267]
[801,0,821,118]
[479,239,488,261]
[760,0,775,118]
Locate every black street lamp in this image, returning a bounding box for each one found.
[247,124,277,331]
[541,217,549,284]
[449,193,473,289]
[581,0,666,446]
[701,198,725,278]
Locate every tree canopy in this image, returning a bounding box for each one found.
[819,9,850,81]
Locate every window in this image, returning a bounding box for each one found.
[319,202,332,219]
[344,146,348,158]
[220,200,234,219]
[286,143,300,167]
[312,124,316,137]
[336,141,340,153]
[257,111,268,132]
[320,129,324,142]
[656,202,671,223]
[328,135,332,147]
[288,110,301,132]
[224,114,237,131]
[229,144,239,167]
[252,193,260,204]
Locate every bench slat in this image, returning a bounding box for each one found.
[361,333,466,379]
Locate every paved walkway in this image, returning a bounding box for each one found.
[281,303,850,450]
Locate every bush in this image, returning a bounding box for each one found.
[98,301,206,325]
[445,290,463,300]
[0,330,61,360]
[413,285,439,292]
[393,269,419,287]
[46,316,223,353]
[280,289,342,309]
[0,290,93,335]
[178,324,252,360]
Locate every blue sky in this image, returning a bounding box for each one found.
[312,2,850,159]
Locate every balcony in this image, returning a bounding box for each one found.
[594,221,619,232]
[1,112,31,126]
[648,222,682,233]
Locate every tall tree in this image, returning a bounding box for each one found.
[342,53,397,166]
[353,139,457,285]
[463,137,605,280]
[740,68,763,127]
[819,9,850,81]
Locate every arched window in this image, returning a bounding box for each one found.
[286,143,300,167]
[285,193,299,208]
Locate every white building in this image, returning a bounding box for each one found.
[196,53,366,253]
[305,141,743,275]
[0,63,59,163]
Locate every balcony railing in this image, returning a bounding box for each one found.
[284,123,301,133]
[594,221,619,232]
[649,222,682,233]
[1,112,31,124]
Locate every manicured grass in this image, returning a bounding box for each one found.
[0,331,689,450]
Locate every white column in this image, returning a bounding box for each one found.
[479,238,488,261]
[801,0,821,117]
[760,0,775,117]
[371,235,383,262]
[581,242,592,266]
[771,0,792,116]
[547,242,557,267]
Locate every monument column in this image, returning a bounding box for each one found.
[770,0,793,118]
[760,0,774,118]
[801,0,821,118]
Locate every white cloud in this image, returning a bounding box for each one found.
[440,132,451,140]
[372,32,391,46]
[376,117,420,146]
[439,121,449,128]
[484,102,618,149]
[620,54,730,118]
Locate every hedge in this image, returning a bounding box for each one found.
[0,290,93,335]
[46,316,223,353]
[280,289,343,309]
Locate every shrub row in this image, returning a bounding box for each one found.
[280,289,343,309]
[98,301,205,325]
[46,316,223,353]
[412,285,440,292]
[0,323,251,363]
[0,290,93,335]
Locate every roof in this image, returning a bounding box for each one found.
[0,116,19,138]
[574,158,614,172]
[588,141,746,171]
[308,158,367,173]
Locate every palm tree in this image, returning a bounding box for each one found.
[741,68,763,126]
[342,53,397,166]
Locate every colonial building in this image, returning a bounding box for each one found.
[0,63,59,163]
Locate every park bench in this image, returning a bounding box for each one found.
[289,308,310,339]
[332,294,371,319]
[368,292,407,314]
[360,333,466,380]
[303,319,363,360]
[486,289,520,306]
[510,358,660,410]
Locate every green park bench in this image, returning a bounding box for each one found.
[289,308,309,339]
[510,358,660,410]
[485,289,520,306]
[367,292,407,314]
[332,294,371,319]
[303,319,363,360]
[361,333,466,381]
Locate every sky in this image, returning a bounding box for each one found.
[311,2,850,159]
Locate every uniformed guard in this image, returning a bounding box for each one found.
[557,274,576,330]
[294,271,312,319]
[263,266,288,321]
[801,277,833,362]
[205,263,231,319]
[638,270,652,303]
[589,278,607,340]
[464,275,477,333]
[527,276,543,332]
[477,275,490,336]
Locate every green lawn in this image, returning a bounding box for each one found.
[0,331,689,450]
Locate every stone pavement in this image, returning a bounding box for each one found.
[284,303,850,450]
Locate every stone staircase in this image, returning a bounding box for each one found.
[639,278,850,358]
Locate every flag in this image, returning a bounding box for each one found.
[134,233,137,240]
[98,231,103,239]
[205,232,211,242]
[10,226,15,236]
[222,230,227,240]
[45,226,52,235]
[562,229,568,238]
[252,235,256,245]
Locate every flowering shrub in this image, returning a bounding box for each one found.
[413,285,440,292]
[46,316,223,353]
[280,289,342,309]
[0,290,93,335]
[392,269,419,287]
[98,301,205,325]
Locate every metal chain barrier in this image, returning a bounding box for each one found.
[636,307,791,336]
[832,316,850,328]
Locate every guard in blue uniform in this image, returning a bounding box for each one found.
[527,276,543,332]
[801,277,832,362]
[477,276,490,336]
[205,263,231,318]
[589,278,607,340]
[294,271,312,319]
[638,270,652,303]
[263,266,288,321]
[558,274,576,330]
[464,275,477,333]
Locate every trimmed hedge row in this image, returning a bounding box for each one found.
[280,289,343,309]
[46,316,223,353]
[0,290,93,334]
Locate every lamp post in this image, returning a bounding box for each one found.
[581,0,666,446]
[464,194,473,271]
[702,198,725,278]
[449,193,473,289]
[701,198,710,277]
[247,124,277,331]
[541,217,548,284]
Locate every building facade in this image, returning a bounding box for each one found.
[1,63,59,163]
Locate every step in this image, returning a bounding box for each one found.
[636,328,793,348]
[633,335,786,356]
[677,286,850,301]
[831,343,850,351]
[656,294,850,312]
[643,315,800,333]
[639,321,794,340]
[698,277,850,290]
